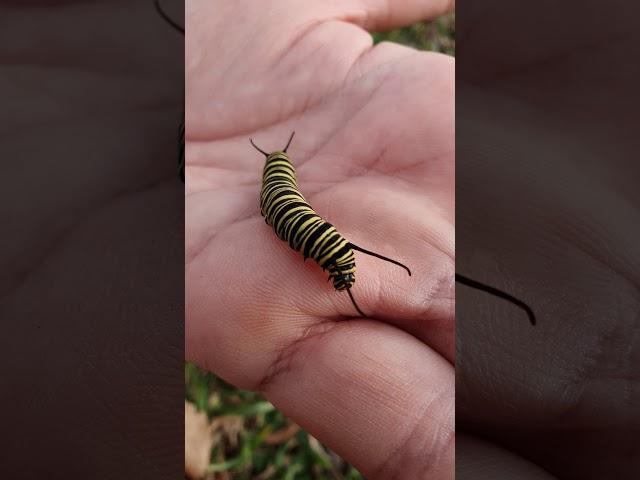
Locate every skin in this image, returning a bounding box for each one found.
[185,0,455,478]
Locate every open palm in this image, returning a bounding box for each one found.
[186,1,454,477]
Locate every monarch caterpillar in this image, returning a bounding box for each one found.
[251,132,411,317]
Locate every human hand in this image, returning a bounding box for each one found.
[185,0,455,477]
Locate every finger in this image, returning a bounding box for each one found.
[263,321,454,479]
[188,290,454,480]
[340,0,454,31]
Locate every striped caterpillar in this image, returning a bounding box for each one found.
[252,132,411,317]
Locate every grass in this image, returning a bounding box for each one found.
[185,363,363,479]
[186,13,454,480]
[373,13,455,54]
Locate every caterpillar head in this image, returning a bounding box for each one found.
[332,272,355,291]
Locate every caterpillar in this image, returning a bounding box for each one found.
[251,132,411,317]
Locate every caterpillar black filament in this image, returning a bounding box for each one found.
[251,132,411,317]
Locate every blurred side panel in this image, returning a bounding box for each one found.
[457,1,640,478]
[0,1,184,478]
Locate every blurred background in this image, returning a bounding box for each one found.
[186,13,455,480]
